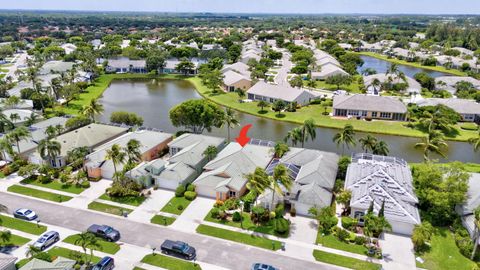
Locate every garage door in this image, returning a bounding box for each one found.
[156,178,179,191]
[195,185,216,199]
[391,221,414,236]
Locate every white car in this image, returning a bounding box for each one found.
[13,208,38,221]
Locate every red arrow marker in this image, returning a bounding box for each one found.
[235,124,252,147]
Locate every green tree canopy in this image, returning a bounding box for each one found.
[169,99,225,134]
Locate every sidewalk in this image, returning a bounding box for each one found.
[128,189,175,223]
[64,180,112,209]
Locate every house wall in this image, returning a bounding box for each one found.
[87,167,102,179]
[141,138,173,161]
[224,79,252,92]
[333,109,406,121]
[196,185,217,199]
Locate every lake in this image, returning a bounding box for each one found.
[358,55,449,78]
[98,79,479,163]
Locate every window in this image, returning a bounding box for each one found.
[380,112,391,118]
[371,112,377,117]
[348,110,359,116]
[361,111,367,117]
[228,190,236,197]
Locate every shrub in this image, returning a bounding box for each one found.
[218,210,227,220]
[354,236,367,245]
[290,206,296,217]
[269,211,276,219]
[186,184,196,192]
[38,175,52,184]
[211,208,220,219]
[177,205,184,211]
[2,166,12,176]
[337,228,350,242]
[214,200,224,207]
[223,198,240,210]
[274,218,290,234]
[80,181,91,188]
[341,217,358,231]
[243,201,251,213]
[275,203,285,217]
[460,123,478,131]
[175,185,186,197]
[184,191,197,201]
[33,252,53,262]
[232,211,242,222]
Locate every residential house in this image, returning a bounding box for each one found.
[416,98,480,123]
[222,70,252,92]
[456,173,480,239]
[434,76,480,94]
[247,81,320,106]
[39,61,76,75]
[257,148,339,216]
[29,123,128,168]
[332,94,408,121]
[311,63,350,80]
[240,52,261,64]
[193,140,274,200]
[364,73,422,94]
[345,153,421,235]
[60,43,77,55]
[128,133,225,189]
[221,62,251,77]
[0,253,16,270]
[19,256,75,270]
[161,59,202,74]
[106,59,147,73]
[85,130,173,180]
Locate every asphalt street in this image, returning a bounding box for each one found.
[0,192,341,270]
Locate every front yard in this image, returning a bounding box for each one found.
[142,254,201,270]
[312,250,381,270]
[63,234,121,254]
[88,201,133,216]
[99,193,146,207]
[0,214,47,235]
[7,185,73,202]
[196,224,282,250]
[161,196,192,215]
[0,233,30,247]
[151,214,176,226]
[21,177,88,194]
[316,233,369,256]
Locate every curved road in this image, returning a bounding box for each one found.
[0,192,340,270]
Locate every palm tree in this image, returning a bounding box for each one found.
[414,130,448,161]
[469,130,480,152]
[9,113,20,124]
[0,230,11,245]
[37,139,61,166]
[269,164,292,210]
[80,99,104,122]
[246,167,270,196]
[257,100,269,113]
[67,146,90,169]
[105,144,126,181]
[0,138,14,161]
[359,134,377,153]
[372,141,390,156]
[25,245,42,258]
[6,126,31,154]
[471,207,480,259]
[24,112,39,126]
[223,108,239,142]
[300,118,316,148]
[273,141,289,158]
[124,139,142,164]
[202,145,218,161]
[74,232,102,265]
[368,78,382,94]
[284,127,302,147]
[45,125,57,139]
[333,124,357,155]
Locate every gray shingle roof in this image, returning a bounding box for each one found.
[247,81,318,102]
[223,70,251,86]
[417,98,480,115]
[364,73,421,93]
[333,94,407,113]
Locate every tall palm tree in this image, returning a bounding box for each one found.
[25,245,42,258]
[124,139,142,164]
[284,127,302,147]
[372,141,390,156]
[468,130,480,153]
[246,167,270,197]
[80,99,104,122]
[74,232,102,266]
[273,141,289,158]
[359,134,377,153]
[37,139,61,166]
[368,78,382,94]
[0,138,14,161]
[0,230,11,245]
[269,164,292,210]
[202,145,218,162]
[414,130,448,161]
[45,125,57,139]
[105,144,126,181]
[6,126,31,154]
[300,118,316,148]
[223,108,239,142]
[9,113,20,124]
[333,124,357,155]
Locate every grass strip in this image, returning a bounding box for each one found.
[88,201,133,216]
[7,185,73,202]
[141,254,201,270]
[63,234,120,254]
[161,196,192,215]
[99,193,145,206]
[313,249,382,270]
[0,214,47,235]
[150,214,176,226]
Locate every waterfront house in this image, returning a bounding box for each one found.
[127,133,225,189]
[416,98,480,123]
[345,153,421,235]
[364,73,422,94]
[257,148,339,216]
[332,94,408,121]
[222,70,252,92]
[456,173,480,239]
[85,130,173,180]
[434,76,480,94]
[247,81,320,106]
[311,63,349,80]
[105,59,147,73]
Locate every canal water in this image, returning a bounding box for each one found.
[358,55,449,78]
[98,79,479,163]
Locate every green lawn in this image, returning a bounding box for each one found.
[416,228,477,270]
[88,201,133,216]
[187,77,476,142]
[0,214,47,235]
[204,210,288,237]
[356,52,467,76]
[151,214,176,226]
[196,224,282,250]
[99,193,145,207]
[7,185,73,202]
[0,172,5,178]
[21,178,87,194]
[311,79,363,93]
[316,234,368,255]
[161,196,192,215]
[1,233,31,247]
[410,162,480,173]
[313,250,382,270]
[141,254,201,270]
[63,234,120,254]
[48,246,102,264]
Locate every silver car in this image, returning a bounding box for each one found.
[33,231,60,250]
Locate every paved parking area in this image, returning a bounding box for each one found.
[287,214,318,244]
[171,196,216,232]
[380,233,416,270]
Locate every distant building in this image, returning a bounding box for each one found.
[417,98,480,123]
[364,73,422,94]
[247,81,320,106]
[19,256,75,270]
[222,70,252,92]
[434,76,480,94]
[311,63,350,80]
[333,94,407,121]
[345,154,421,235]
[106,59,147,73]
[456,173,480,239]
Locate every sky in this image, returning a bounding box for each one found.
[2,0,479,15]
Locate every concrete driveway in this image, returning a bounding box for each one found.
[379,233,416,270]
[171,196,215,232]
[0,192,343,270]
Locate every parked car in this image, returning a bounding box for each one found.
[251,263,279,270]
[92,256,115,270]
[13,208,37,221]
[160,240,196,260]
[33,231,60,250]
[87,224,120,242]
